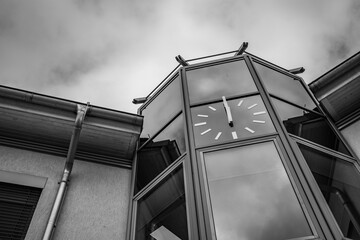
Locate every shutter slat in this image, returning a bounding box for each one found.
[0,182,42,240]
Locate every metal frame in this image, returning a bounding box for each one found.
[129,155,186,240]
[197,137,319,240]
[247,55,339,239]
[250,56,358,161]
[288,137,360,239]
[130,49,360,240]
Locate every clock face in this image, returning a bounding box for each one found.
[191,95,275,147]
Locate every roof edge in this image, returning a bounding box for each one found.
[0,85,143,127]
[309,51,360,93]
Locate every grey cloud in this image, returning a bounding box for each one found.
[1,0,360,113]
[49,50,108,84]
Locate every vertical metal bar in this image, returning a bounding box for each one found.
[42,104,88,240]
[180,67,205,239]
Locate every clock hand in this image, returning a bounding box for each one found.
[222,96,234,127]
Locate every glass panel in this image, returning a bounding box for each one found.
[141,76,182,139]
[191,95,275,147]
[272,98,351,156]
[254,62,317,111]
[187,60,257,104]
[298,144,360,239]
[203,142,312,240]
[136,114,185,193]
[341,120,360,159]
[135,167,188,240]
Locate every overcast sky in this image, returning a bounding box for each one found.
[0,0,359,113]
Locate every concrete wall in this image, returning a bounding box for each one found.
[0,145,132,240]
[341,119,360,159]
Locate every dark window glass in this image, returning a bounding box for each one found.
[254,62,317,111]
[136,114,185,193]
[298,144,360,239]
[187,60,257,104]
[191,95,275,147]
[0,182,42,240]
[141,76,182,139]
[272,98,351,156]
[203,142,312,240]
[135,167,188,240]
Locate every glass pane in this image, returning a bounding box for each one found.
[191,95,275,147]
[272,98,351,156]
[187,60,257,104]
[204,142,312,240]
[136,114,185,193]
[135,167,188,240]
[254,62,317,111]
[298,144,360,239]
[341,120,360,159]
[141,76,182,139]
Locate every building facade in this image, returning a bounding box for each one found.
[0,86,142,239]
[0,47,359,240]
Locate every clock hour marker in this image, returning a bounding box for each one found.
[201,128,212,135]
[231,131,238,139]
[194,122,207,127]
[197,114,208,118]
[215,132,222,140]
[253,120,265,124]
[208,106,216,111]
[248,103,258,109]
[253,111,266,115]
[245,127,255,133]
[237,100,243,107]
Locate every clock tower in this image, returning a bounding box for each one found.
[129,44,360,240]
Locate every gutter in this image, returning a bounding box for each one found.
[0,85,143,126]
[309,51,360,100]
[42,103,89,240]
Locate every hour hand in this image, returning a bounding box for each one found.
[222,96,234,127]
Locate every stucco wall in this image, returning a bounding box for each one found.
[0,145,65,240]
[53,160,132,240]
[0,145,132,240]
[341,119,360,159]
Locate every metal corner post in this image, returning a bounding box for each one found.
[42,104,89,240]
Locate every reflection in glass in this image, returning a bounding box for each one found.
[136,114,185,193]
[341,120,360,159]
[135,167,188,240]
[298,144,360,239]
[272,98,351,156]
[191,95,275,147]
[254,62,317,111]
[204,142,312,240]
[187,60,257,104]
[141,76,182,139]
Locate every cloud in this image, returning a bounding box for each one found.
[0,0,359,113]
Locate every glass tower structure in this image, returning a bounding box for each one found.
[129,51,360,240]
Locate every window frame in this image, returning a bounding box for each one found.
[196,137,319,240]
[0,170,46,240]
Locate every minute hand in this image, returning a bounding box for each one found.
[222,96,234,127]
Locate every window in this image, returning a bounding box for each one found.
[187,60,257,104]
[135,167,188,240]
[136,114,185,194]
[202,141,313,240]
[0,182,42,240]
[253,61,317,111]
[272,97,351,156]
[297,144,360,239]
[141,76,182,140]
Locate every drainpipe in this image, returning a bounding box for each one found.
[42,103,89,240]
